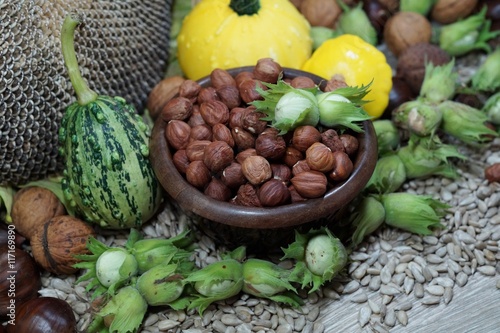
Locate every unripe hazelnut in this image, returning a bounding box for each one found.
[186,140,211,161]
[221,162,246,189]
[253,58,283,84]
[186,161,211,189]
[172,149,190,174]
[258,179,291,207]
[200,100,229,126]
[204,178,232,202]
[255,128,287,160]
[203,141,234,173]
[292,125,322,152]
[165,120,191,150]
[306,142,335,172]
[161,96,193,122]
[232,127,256,150]
[329,151,354,182]
[241,155,272,185]
[212,123,235,147]
[290,171,328,198]
[210,68,237,88]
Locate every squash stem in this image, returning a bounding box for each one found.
[61,13,98,105]
[229,0,260,16]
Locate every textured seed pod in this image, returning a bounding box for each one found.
[0,0,172,185]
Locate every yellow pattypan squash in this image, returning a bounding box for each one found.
[302,34,392,118]
[177,0,312,80]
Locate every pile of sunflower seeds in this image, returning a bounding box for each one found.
[38,135,499,333]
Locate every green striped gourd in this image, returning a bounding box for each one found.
[58,14,162,229]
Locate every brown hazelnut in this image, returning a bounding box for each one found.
[485,163,500,182]
[384,11,432,56]
[212,123,235,147]
[292,125,322,152]
[235,71,255,87]
[197,86,220,104]
[299,0,342,27]
[290,171,328,198]
[242,108,268,134]
[235,148,258,164]
[203,141,234,173]
[161,96,193,122]
[329,151,354,182]
[216,85,242,109]
[11,186,66,239]
[271,163,292,183]
[241,155,272,185]
[431,0,478,24]
[186,140,211,161]
[165,120,191,150]
[187,107,206,127]
[288,185,307,203]
[258,179,291,207]
[340,134,359,156]
[221,162,246,189]
[290,76,316,89]
[396,43,451,94]
[147,76,185,119]
[179,79,202,100]
[324,74,348,92]
[204,178,232,202]
[292,159,311,175]
[172,149,190,174]
[255,128,287,160]
[229,107,247,129]
[306,142,335,172]
[210,68,237,88]
[321,129,345,152]
[239,79,266,103]
[200,100,230,126]
[283,147,303,167]
[186,160,212,189]
[232,127,256,150]
[233,184,262,207]
[189,124,213,142]
[30,215,95,275]
[253,58,283,84]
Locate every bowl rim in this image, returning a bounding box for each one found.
[150,67,378,229]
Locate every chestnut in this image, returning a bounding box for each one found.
[0,247,41,317]
[5,297,77,333]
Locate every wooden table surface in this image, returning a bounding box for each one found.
[318,274,499,332]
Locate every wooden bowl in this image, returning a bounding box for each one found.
[150,67,378,251]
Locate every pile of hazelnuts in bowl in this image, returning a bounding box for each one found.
[150,58,378,229]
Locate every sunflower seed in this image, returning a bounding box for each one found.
[421,296,442,305]
[358,305,372,327]
[425,285,445,296]
[477,265,496,276]
[384,308,397,327]
[396,310,409,326]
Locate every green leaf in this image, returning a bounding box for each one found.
[0,186,16,223]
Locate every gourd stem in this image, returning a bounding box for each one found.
[61,14,98,105]
[229,0,260,16]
